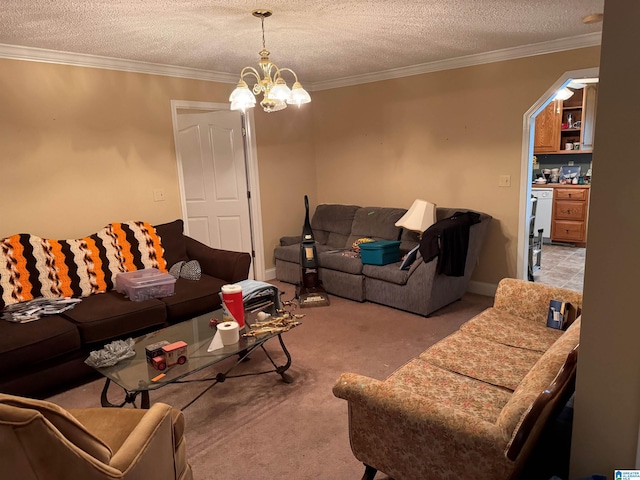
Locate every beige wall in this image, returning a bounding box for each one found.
[571,1,640,476]
[0,59,225,238]
[0,58,315,275]
[311,46,601,285]
[254,107,316,270]
[0,47,600,282]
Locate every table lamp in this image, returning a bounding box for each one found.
[395,199,436,270]
[395,199,436,238]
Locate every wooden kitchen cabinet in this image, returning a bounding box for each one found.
[534,100,562,153]
[551,186,590,246]
[533,85,598,154]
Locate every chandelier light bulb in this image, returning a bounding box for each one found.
[270,78,292,102]
[229,80,256,111]
[229,10,310,113]
[288,82,312,107]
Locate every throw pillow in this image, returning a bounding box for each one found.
[181,260,202,280]
[169,261,186,279]
[168,260,202,280]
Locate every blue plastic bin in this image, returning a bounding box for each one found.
[359,240,401,265]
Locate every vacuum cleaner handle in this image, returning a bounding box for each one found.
[302,195,313,242]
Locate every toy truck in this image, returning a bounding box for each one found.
[149,340,188,371]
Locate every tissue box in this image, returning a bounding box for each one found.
[359,240,402,265]
[115,268,176,302]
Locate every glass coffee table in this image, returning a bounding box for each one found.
[94,308,299,410]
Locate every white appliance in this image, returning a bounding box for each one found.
[531,188,553,242]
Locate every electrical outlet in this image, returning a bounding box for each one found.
[153,189,166,202]
[498,175,511,187]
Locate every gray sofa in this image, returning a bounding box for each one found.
[274,204,491,316]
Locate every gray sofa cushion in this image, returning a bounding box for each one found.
[347,207,405,246]
[311,204,360,248]
[362,263,410,285]
[318,251,364,275]
[275,244,338,264]
[399,228,420,254]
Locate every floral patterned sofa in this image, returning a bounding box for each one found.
[333,278,582,480]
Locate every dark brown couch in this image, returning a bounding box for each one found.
[0,219,251,398]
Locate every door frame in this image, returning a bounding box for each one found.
[517,67,599,280]
[170,100,265,281]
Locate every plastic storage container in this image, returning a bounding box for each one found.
[115,268,176,301]
[359,240,402,265]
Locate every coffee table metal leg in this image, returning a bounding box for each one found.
[140,391,150,409]
[101,378,149,408]
[275,334,293,383]
[260,334,293,383]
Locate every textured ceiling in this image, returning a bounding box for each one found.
[0,1,604,85]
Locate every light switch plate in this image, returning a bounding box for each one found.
[153,189,166,201]
[499,175,511,187]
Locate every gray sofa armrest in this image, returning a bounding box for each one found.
[184,236,251,283]
[280,235,302,246]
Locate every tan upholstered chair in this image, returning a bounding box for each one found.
[0,393,192,480]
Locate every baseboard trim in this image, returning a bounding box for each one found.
[468,280,498,297]
[265,267,277,281]
[267,268,496,298]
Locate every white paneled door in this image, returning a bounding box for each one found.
[175,110,253,271]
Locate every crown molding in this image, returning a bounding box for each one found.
[310,32,602,91]
[0,43,238,84]
[0,31,601,90]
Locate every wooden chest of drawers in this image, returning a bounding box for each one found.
[551,185,590,246]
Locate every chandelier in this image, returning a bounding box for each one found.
[229,9,311,113]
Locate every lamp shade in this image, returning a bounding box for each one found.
[395,199,437,233]
[287,82,311,106]
[229,80,256,111]
[270,78,292,101]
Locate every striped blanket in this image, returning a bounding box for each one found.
[0,221,167,309]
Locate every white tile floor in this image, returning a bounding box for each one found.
[533,244,585,293]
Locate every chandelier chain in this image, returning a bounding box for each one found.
[261,16,266,50]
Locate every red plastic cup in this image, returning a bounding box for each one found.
[221,284,244,328]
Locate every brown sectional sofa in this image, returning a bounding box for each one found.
[0,219,251,398]
[333,278,582,480]
[275,204,491,316]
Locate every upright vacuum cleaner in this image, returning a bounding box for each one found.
[296,195,330,308]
